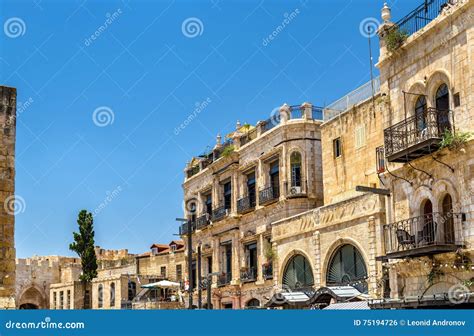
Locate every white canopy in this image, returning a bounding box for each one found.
[141,280,181,289]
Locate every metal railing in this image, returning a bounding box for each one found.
[196,213,211,230]
[217,273,232,286]
[262,117,280,133]
[240,267,257,282]
[259,185,280,205]
[179,221,195,235]
[389,0,449,37]
[237,195,256,214]
[384,107,451,158]
[262,263,273,280]
[211,206,228,222]
[383,212,464,254]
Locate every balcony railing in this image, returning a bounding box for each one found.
[217,273,232,287]
[262,263,273,280]
[237,195,256,214]
[384,108,451,162]
[240,267,257,283]
[259,185,280,205]
[179,221,195,235]
[211,206,228,222]
[383,212,464,259]
[389,0,449,38]
[196,213,211,230]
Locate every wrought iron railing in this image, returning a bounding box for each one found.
[217,273,232,286]
[383,212,464,254]
[240,267,257,282]
[179,221,195,235]
[211,206,228,222]
[259,185,280,204]
[384,107,451,158]
[389,0,449,37]
[196,213,210,229]
[240,128,258,146]
[237,195,256,214]
[262,117,280,133]
[262,263,273,280]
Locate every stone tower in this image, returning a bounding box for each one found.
[0,86,16,309]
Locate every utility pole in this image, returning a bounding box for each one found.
[197,244,202,309]
[176,217,193,309]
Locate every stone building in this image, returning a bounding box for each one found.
[371,0,474,308]
[0,86,17,309]
[181,104,324,308]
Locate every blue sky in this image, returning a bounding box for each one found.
[0,0,415,258]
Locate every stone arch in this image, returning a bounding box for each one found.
[245,298,260,308]
[431,178,460,213]
[405,81,427,115]
[321,238,369,288]
[18,285,46,309]
[426,70,452,108]
[411,185,435,217]
[287,146,304,190]
[278,249,315,289]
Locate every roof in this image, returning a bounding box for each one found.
[150,243,169,250]
[169,240,184,246]
[265,292,312,308]
[323,301,370,310]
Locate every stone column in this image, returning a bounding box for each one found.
[312,230,322,288]
[231,172,238,216]
[0,86,16,309]
[301,102,313,120]
[367,215,379,297]
[231,230,240,285]
[279,104,290,124]
[256,234,264,284]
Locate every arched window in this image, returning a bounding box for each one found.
[441,194,454,243]
[290,152,302,188]
[420,199,435,244]
[128,281,137,301]
[282,254,314,290]
[435,84,449,111]
[326,244,367,293]
[98,285,103,308]
[415,96,427,131]
[246,298,260,309]
[110,283,115,307]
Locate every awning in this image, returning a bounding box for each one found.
[265,291,312,308]
[323,301,370,310]
[370,292,474,309]
[308,286,367,305]
[141,280,181,289]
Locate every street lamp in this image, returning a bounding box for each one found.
[176,217,194,309]
[205,272,220,310]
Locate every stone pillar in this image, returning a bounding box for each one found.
[301,102,313,120]
[367,215,379,297]
[312,230,322,288]
[231,172,238,216]
[0,86,16,309]
[279,104,290,124]
[231,230,240,285]
[256,234,264,284]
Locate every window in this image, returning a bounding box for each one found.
[176,264,182,281]
[59,291,64,309]
[282,254,313,290]
[269,160,280,197]
[223,181,232,210]
[327,244,367,293]
[170,244,177,252]
[110,283,115,307]
[441,194,455,243]
[151,247,158,256]
[244,243,258,280]
[205,193,212,215]
[376,146,385,173]
[67,290,71,309]
[246,298,260,309]
[355,126,366,149]
[53,291,57,309]
[188,201,197,222]
[98,285,103,308]
[246,171,256,207]
[290,152,302,187]
[436,83,449,111]
[415,96,427,131]
[128,281,136,301]
[222,243,232,281]
[160,266,167,278]
[333,138,342,158]
[207,256,213,275]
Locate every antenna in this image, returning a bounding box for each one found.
[368,25,376,118]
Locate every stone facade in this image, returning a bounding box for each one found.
[181,103,324,308]
[0,86,16,309]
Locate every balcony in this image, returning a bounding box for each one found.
[383,212,464,259]
[237,195,256,214]
[179,221,195,235]
[196,213,211,230]
[262,263,273,280]
[240,267,257,283]
[259,186,280,205]
[384,108,451,163]
[217,273,231,287]
[211,206,228,222]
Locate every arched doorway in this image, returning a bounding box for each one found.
[246,298,260,309]
[435,84,450,134]
[18,286,45,309]
[282,254,314,290]
[326,244,368,293]
[421,199,435,244]
[441,194,454,243]
[415,96,427,131]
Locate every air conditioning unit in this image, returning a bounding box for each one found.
[289,186,302,195]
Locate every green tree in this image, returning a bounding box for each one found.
[69,210,98,308]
